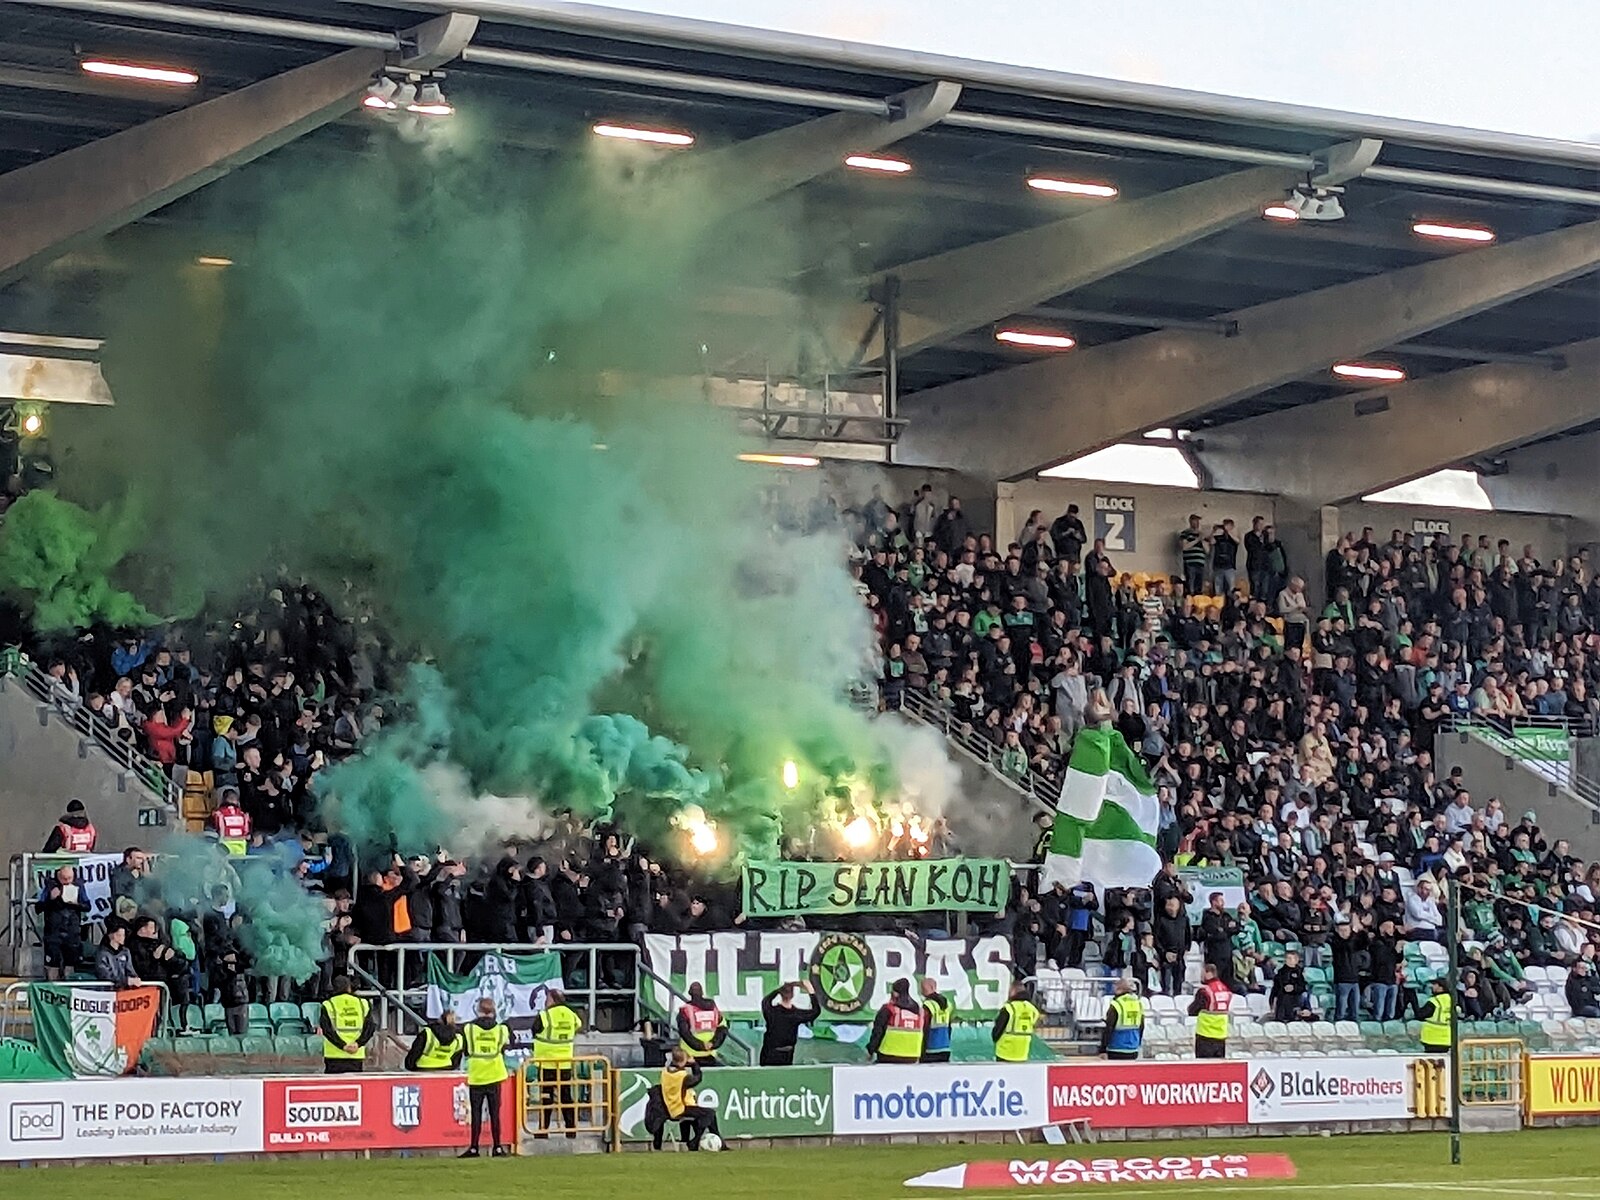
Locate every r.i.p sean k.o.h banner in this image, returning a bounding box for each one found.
[742,859,1008,918]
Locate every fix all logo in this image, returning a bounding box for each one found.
[1250,1069,1276,1102]
[391,1085,421,1130]
[284,1083,363,1128]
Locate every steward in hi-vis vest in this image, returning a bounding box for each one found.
[1188,962,1233,1059]
[869,977,924,1064]
[920,977,954,1063]
[405,1010,464,1071]
[1420,980,1454,1050]
[532,989,584,1139]
[994,982,1040,1062]
[319,976,374,1074]
[1101,979,1145,1060]
[676,981,728,1066]
[459,998,510,1159]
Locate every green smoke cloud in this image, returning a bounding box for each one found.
[53,110,952,869]
[139,835,326,984]
[0,490,156,631]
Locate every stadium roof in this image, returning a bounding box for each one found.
[2,0,1597,470]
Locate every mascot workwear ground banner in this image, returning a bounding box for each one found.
[741,859,1008,918]
[641,931,1013,1022]
[28,983,161,1077]
[424,950,563,1054]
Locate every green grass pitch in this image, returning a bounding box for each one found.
[5,1129,1597,1199]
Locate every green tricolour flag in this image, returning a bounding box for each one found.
[1040,726,1160,892]
[424,950,564,1056]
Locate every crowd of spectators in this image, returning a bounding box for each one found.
[851,487,1600,1020]
[9,480,1600,1026]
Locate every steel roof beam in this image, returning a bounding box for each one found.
[0,46,384,288]
[894,219,1600,480]
[847,159,1341,362]
[1198,337,1600,503]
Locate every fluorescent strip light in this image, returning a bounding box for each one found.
[81,60,198,86]
[407,103,454,116]
[738,453,821,467]
[362,95,396,110]
[845,154,911,174]
[1027,177,1118,198]
[1412,221,1495,244]
[195,256,233,267]
[1332,362,1406,382]
[1262,204,1301,222]
[593,123,694,147]
[996,329,1076,350]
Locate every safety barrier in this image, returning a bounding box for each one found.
[1460,1036,1524,1106]
[518,1054,613,1138]
[0,646,180,810]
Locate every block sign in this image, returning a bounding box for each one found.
[1093,495,1136,552]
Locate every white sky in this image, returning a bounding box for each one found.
[582,0,1600,143]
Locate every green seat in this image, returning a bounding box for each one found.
[270,1001,309,1034]
[245,1003,274,1034]
[1358,1021,1384,1044]
[301,1000,322,1032]
[239,1035,276,1058]
[295,1033,324,1058]
[179,1004,205,1033]
[1304,967,1331,986]
[271,1034,314,1061]
[202,1003,227,1033]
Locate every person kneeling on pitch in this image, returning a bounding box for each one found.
[654,1048,722,1152]
[460,997,511,1158]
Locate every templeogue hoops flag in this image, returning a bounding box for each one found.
[29,983,162,1077]
[1039,727,1161,892]
[424,950,564,1055]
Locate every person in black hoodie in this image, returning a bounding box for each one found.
[520,858,558,943]
[431,857,466,944]
[1153,896,1192,996]
[482,858,521,943]
[1269,949,1312,1022]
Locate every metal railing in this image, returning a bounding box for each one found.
[348,942,643,1042]
[0,645,181,810]
[898,687,1060,812]
[519,1055,613,1138]
[1450,713,1600,815]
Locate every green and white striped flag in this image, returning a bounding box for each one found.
[1040,726,1161,892]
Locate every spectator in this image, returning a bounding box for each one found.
[36,866,90,981]
[94,925,141,989]
[1567,960,1600,1018]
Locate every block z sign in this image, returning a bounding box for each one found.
[1093,495,1136,552]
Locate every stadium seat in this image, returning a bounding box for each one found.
[239,1034,276,1060]
[271,1001,310,1034]
[1263,1020,1289,1041]
[301,1000,322,1032]
[202,1003,226,1033]
[179,1003,206,1034]
[245,1003,274,1035]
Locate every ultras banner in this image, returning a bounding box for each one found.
[641,931,1014,1021]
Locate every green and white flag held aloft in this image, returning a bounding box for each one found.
[424,950,563,1055]
[1040,726,1161,892]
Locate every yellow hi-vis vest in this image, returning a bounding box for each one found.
[660,1065,695,1119]
[321,994,371,1060]
[533,1004,581,1064]
[414,1025,464,1070]
[996,999,1040,1062]
[1195,979,1232,1041]
[877,1003,925,1059]
[1108,993,1145,1053]
[464,1021,510,1086]
[1421,993,1454,1048]
[679,1002,724,1060]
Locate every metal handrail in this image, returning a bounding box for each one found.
[1449,713,1600,816]
[349,941,643,1040]
[0,645,181,810]
[898,687,1060,813]
[635,961,759,1067]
